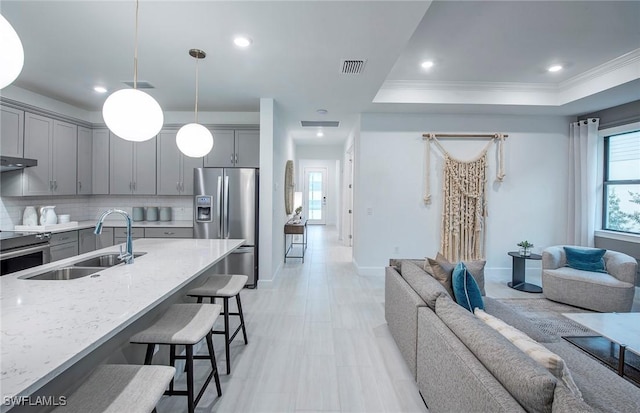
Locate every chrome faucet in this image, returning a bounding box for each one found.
[95,208,134,264]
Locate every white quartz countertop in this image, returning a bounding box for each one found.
[0,238,243,409]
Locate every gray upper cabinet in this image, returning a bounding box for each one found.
[21,114,77,196]
[157,130,203,195]
[204,129,235,167]
[1,105,24,157]
[203,129,259,168]
[234,130,260,167]
[92,129,110,195]
[110,135,156,195]
[77,126,93,194]
[51,120,78,195]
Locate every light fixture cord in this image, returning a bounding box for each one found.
[134,0,139,89]
[194,55,199,123]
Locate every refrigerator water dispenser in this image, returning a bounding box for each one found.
[195,195,213,222]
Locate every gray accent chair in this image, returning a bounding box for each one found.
[541,245,637,313]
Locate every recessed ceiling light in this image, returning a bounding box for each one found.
[421,60,434,69]
[233,36,252,48]
[316,109,328,115]
[94,86,107,93]
[548,65,563,72]
[317,132,324,137]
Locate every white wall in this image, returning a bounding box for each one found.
[353,112,572,275]
[258,98,294,285]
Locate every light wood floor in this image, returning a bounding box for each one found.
[157,225,427,413]
[156,225,640,412]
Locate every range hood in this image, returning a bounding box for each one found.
[1,156,37,172]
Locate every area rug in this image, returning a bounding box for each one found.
[495,298,596,340]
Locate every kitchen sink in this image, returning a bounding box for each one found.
[23,267,102,281]
[72,252,147,268]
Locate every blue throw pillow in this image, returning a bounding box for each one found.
[451,262,484,312]
[563,246,607,273]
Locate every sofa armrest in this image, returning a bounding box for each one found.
[543,246,565,270]
[385,266,425,379]
[604,251,638,285]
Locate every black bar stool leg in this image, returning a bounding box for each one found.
[144,344,155,365]
[186,345,195,413]
[206,332,222,396]
[169,344,176,391]
[236,294,248,344]
[224,297,231,374]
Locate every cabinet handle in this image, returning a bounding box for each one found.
[78,181,82,192]
[133,182,136,191]
[230,154,234,164]
[164,231,175,235]
[235,153,239,163]
[54,180,58,190]
[49,180,53,190]
[180,182,184,192]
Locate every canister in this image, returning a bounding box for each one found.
[132,207,145,221]
[159,207,172,221]
[145,207,159,222]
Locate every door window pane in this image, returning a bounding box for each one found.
[308,172,323,220]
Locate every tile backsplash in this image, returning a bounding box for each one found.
[0,195,193,230]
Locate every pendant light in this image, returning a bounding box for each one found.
[0,14,24,89]
[176,49,213,158]
[102,0,163,142]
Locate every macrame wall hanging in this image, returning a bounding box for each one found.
[423,133,507,262]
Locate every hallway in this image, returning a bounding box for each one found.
[157,225,427,412]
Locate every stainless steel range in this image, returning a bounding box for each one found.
[0,231,51,275]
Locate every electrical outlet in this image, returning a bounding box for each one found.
[394,246,399,254]
[367,207,373,216]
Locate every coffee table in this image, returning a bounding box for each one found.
[563,312,640,384]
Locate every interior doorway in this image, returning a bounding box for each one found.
[304,167,327,225]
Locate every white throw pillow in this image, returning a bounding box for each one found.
[475,308,582,399]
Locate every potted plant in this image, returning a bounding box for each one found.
[294,206,303,220]
[517,241,534,256]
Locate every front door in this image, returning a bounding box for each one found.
[304,167,327,225]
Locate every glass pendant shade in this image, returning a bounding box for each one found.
[176,123,213,157]
[0,14,24,89]
[102,88,163,142]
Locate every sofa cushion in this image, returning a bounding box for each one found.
[400,260,450,309]
[543,267,632,288]
[563,246,607,273]
[436,296,557,413]
[427,253,486,296]
[475,309,581,399]
[452,262,484,312]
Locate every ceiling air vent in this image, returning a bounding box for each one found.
[123,81,155,89]
[340,59,366,74]
[301,121,340,127]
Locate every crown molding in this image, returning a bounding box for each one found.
[559,48,640,91]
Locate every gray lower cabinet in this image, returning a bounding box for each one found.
[1,105,24,158]
[50,231,79,262]
[78,228,97,254]
[110,136,157,195]
[144,227,193,238]
[113,227,145,245]
[77,126,93,194]
[97,227,114,249]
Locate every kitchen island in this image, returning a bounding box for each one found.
[0,238,243,412]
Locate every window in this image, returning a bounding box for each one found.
[603,130,640,234]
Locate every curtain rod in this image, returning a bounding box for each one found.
[422,133,508,139]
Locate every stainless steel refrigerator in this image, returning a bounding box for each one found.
[194,168,259,287]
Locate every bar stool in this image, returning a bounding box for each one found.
[187,274,248,374]
[51,364,175,413]
[130,304,222,413]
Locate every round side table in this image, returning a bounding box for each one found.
[507,251,542,293]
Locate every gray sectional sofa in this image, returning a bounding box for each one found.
[385,260,640,413]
